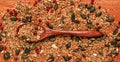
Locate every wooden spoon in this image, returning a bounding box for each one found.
[16,23,103,42]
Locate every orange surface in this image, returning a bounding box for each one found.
[0,0,120,62]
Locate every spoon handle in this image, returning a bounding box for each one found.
[50,30,103,37]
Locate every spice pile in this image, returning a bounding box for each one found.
[0,0,120,62]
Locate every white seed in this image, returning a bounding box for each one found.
[48,0,51,1]
[37,35,40,40]
[51,44,58,49]
[58,24,62,27]
[93,53,97,56]
[40,50,44,54]
[116,48,119,52]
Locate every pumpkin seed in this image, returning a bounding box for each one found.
[80,13,86,19]
[15,49,20,55]
[95,11,102,17]
[66,42,71,49]
[10,16,18,21]
[21,53,28,59]
[24,47,31,54]
[87,5,95,13]
[0,45,3,52]
[106,16,114,22]
[54,3,58,10]
[113,28,119,35]
[71,13,75,21]
[4,52,10,60]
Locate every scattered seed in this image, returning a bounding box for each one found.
[47,54,54,62]
[87,5,95,13]
[10,16,18,21]
[4,52,10,60]
[49,36,56,42]
[66,42,71,49]
[63,56,71,61]
[113,28,119,35]
[95,11,102,17]
[80,13,86,19]
[79,45,86,51]
[71,13,75,21]
[15,49,20,55]
[0,45,3,52]
[106,16,114,22]
[75,37,80,42]
[54,3,58,10]
[21,53,28,59]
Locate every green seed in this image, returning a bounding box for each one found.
[49,36,56,42]
[66,42,71,49]
[87,5,95,13]
[21,35,28,40]
[80,13,86,19]
[73,20,80,24]
[71,13,75,21]
[4,52,10,60]
[96,34,106,41]
[31,43,37,50]
[0,36,3,41]
[22,17,28,23]
[75,37,80,42]
[47,55,54,62]
[113,28,119,35]
[47,24,53,29]
[54,3,58,10]
[102,34,107,40]
[0,45,3,52]
[79,45,86,51]
[10,16,18,21]
[104,42,110,47]
[106,16,114,22]
[95,11,102,17]
[114,44,120,47]
[111,39,117,47]
[95,27,101,31]
[62,56,71,61]
[21,53,28,59]
[87,20,92,29]
[112,49,118,56]
[71,13,80,24]
[15,49,20,55]
[24,47,31,54]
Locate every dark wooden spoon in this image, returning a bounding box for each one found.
[16,23,103,42]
